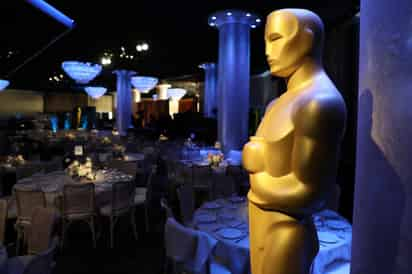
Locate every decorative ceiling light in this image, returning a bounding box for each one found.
[84,86,107,99]
[131,76,158,93]
[167,88,186,100]
[0,79,10,91]
[61,61,102,84]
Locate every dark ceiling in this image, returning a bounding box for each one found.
[0,0,359,92]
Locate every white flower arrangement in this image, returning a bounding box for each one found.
[66,157,95,180]
[207,151,224,167]
[112,144,126,159]
[100,136,112,145]
[6,154,25,166]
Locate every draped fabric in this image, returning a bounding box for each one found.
[136,99,169,127]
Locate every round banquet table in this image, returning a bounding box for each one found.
[6,169,134,218]
[193,197,352,274]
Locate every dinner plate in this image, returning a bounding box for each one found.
[216,228,244,239]
[228,196,246,203]
[203,202,223,210]
[325,220,350,230]
[196,214,217,224]
[317,231,339,244]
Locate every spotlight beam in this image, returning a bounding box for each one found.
[25,0,75,28]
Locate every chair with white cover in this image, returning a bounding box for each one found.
[160,198,174,219]
[176,183,195,227]
[14,188,47,255]
[26,207,59,256]
[191,165,212,197]
[0,199,7,244]
[164,217,229,274]
[99,181,138,248]
[134,170,153,232]
[5,236,59,274]
[210,173,236,200]
[61,183,96,248]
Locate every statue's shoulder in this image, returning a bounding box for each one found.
[292,87,347,139]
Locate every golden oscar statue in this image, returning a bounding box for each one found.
[242,9,347,274]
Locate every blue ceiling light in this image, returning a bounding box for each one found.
[84,86,107,99]
[131,76,158,93]
[0,80,10,91]
[62,61,102,84]
[167,88,186,100]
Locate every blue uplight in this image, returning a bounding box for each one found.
[50,115,58,133]
[0,79,10,91]
[62,61,102,84]
[64,116,71,130]
[131,76,159,93]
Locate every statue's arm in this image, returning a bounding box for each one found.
[249,97,346,214]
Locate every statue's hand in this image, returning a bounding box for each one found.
[242,136,265,173]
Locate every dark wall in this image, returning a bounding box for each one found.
[324,16,359,222]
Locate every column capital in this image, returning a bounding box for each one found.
[113,70,136,77]
[208,10,261,29]
[199,62,217,70]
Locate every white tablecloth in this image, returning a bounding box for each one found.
[7,169,134,218]
[193,197,352,274]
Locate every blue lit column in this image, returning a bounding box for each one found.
[209,10,261,152]
[352,1,412,273]
[199,63,217,118]
[114,70,136,136]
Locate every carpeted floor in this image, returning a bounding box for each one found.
[53,206,166,274]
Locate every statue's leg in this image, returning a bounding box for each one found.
[261,220,318,274]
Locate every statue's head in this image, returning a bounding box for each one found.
[265,9,324,77]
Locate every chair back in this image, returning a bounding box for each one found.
[145,171,154,206]
[165,217,218,274]
[111,181,134,215]
[165,217,197,263]
[192,165,211,188]
[176,183,195,225]
[15,188,46,223]
[211,173,236,199]
[161,198,174,219]
[175,162,192,184]
[62,183,95,216]
[27,207,58,255]
[23,237,59,274]
[0,199,7,243]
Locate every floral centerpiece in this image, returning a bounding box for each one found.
[111,129,119,136]
[100,136,112,146]
[6,154,25,166]
[207,151,224,168]
[65,157,95,180]
[159,134,168,141]
[64,132,76,140]
[112,144,126,160]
